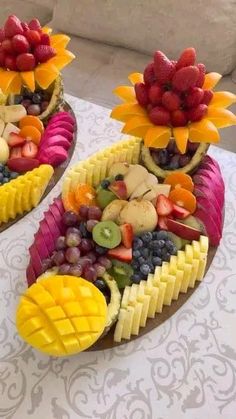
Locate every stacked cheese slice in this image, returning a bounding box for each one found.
[114,235,209,342]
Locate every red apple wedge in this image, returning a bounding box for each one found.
[166,218,201,241]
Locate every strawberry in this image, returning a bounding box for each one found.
[149,106,170,125]
[120,223,134,249]
[2,39,13,54]
[148,84,162,105]
[108,245,132,262]
[156,194,174,216]
[162,91,181,111]
[201,89,213,105]
[28,19,41,32]
[25,29,41,46]
[16,53,36,71]
[34,45,56,63]
[187,104,208,122]
[10,146,22,159]
[196,63,206,87]
[12,34,29,54]
[22,141,38,158]
[172,204,190,219]
[8,133,26,147]
[40,33,50,46]
[154,51,174,84]
[171,110,187,127]
[172,66,199,92]
[185,87,204,108]
[21,22,29,32]
[4,55,17,71]
[4,15,23,38]
[0,28,5,42]
[134,82,149,107]
[176,47,196,69]
[143,62,156,85]
[157,215,169,230]
[0,49,6,66]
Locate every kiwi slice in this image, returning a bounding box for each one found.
[92,221,121,249]
[108,260,133,289]
[167,232,183,250]
[96,189,117,209]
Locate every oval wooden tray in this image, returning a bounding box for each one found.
[0,102,77,233]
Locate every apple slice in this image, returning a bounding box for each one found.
[166,218,201,241]
[7,157,40,173]
[194,208,222,246]
[109,180,127,199]
[44,127,73,142]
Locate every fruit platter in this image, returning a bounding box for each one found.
[0,15,76,230]
[15,47,235,356]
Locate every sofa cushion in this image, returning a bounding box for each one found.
[0,0,54,26]
[52,0,236,75]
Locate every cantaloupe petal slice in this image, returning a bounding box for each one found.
[42,26,53,35]
[209,91,236,108]
[47,50,75,70]
[128,72,144,85]
[8,73,22,94]
[207,107,236,128]
[122,115,153,137]
[50,34,71,49]
[21,71,35,92]
[35,63,59,89]
[0,71,19,94]
[189,119,220,143]
[113,86,136,102]
[110,103,147,122]
[203,72,222,90]
[144,126,171,148]
[173,127,189,154]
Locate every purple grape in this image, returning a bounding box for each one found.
[80,238,94,253]
[167,139,175,154]
[83,266,97,282]
[52,250,66,266]
[94,278,107,292]
[93,263,106,277]
[41,100,49,112]
[187,141,199,154]
[58,263,71,275]
[97,256,112,270]
[66,227,81,235]
[41,258,53,272]
[65,232,81,247]
[21,99,32,109]
[62,211,78,226]
[169,154,180,170]
[65,247,81,264]
[179,154,191,167]
[88,206,102,221]
[159,149,169,166]
[79,205,89,219]
[79,221,91,238]
[56,236,66,250]
[69,264,83,277]
[151,150,160,165]
[79,257,92,269]
[27,104,41,116]
[86,251,97,263]
[86,219,98,232]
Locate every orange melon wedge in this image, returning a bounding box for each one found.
[172,127,189,154]
[50,34,71,49]
[110,103,147,122]
[207,107,236,128]
[122,115,153,137]
[113,86,136,102]
[188,119,220,143]
[128,72,144,84]
[47,49,75,70]
[7,72,22,94]
[35,63,59,89]
[21,71,35,92]
[203,72,222,90]
[42,26,53,35]
[209,91,236,108]
[144,126,171,148]
[0,71,20,94]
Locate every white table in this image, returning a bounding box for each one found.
[1,95,236,419]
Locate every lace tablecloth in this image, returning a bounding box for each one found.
[1,95,236,419]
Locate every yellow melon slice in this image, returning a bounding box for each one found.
[21,71,35,92]
[203,72,222,90]
[144,126,171,148]
[189,119,220,143]
[35,63,59,89]
[173,127,189,154]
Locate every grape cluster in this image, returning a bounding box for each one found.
[151,140,199,170]
[131,230,177,284]
[41,206,112,302]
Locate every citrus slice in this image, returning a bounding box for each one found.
[164,172,194,192]
[50,34,71,49]
[144,126,171,148]
[21,71,35,92]
[113,86,136,102]
[128,72,144,84]
[63,191,80,213]
[19,116,44,133]
[19,125,41,145]
[169,187,196,214]
[172,127,189,154]
[75,183,97,208]
[203,72,222,90]
[35,63,59,90]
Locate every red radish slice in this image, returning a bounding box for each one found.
[44,127,73,142]
[40,135,71,150]
[47,121,74,132]
[7,158,40,173]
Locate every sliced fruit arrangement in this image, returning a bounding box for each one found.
[111,47,236,178]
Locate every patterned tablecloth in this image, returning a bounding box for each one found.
[0,95,236,419]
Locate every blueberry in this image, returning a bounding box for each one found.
[0,163,4,172]
[131,261,139,271]
[101,179,110,189]
[147,262,155,273]
[133,237,143,250]
[159,149,169,166]
[133,249,141,259]
[0,173,3,182]
[2,177,9,184]
[32,93,42,104]
[162,252,171,262]
[152,248,162,258]
[140,247,149,258]
[3,167,10,177]
[142,232,153,243]
[10,172,19,179]
[115,174,124,181]
[152,256,162,266]
[131,273,142,284]
[161,247,168,257]
[150,240,161,249]
[14,94,23,104]
[95,244,107,255]
[140,263,152,276]
[138,256,146,266]
[94,278,107,291]
[166,240,177,254]
[79,221,91,238]
[154,231,169,240]
[169,155,180,170]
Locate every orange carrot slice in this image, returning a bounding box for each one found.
[19,116,44,134]
[19,125,41,145]
[75,184,97,208]
[164,172,194,192]
[169,187,196,214]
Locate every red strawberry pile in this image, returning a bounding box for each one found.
[0,15,56,72]
[135,48,213,126]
